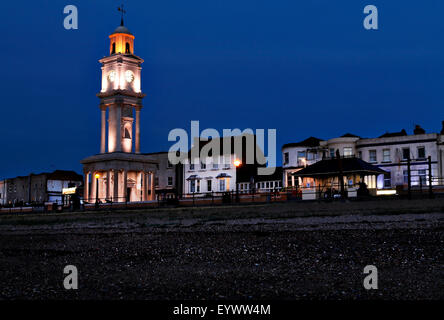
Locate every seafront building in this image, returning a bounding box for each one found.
[282,123,444,193]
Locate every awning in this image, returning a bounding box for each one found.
[186,175,202,181]
[292,157,387,178]
[216,173,232,179]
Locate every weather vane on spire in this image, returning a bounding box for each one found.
[118,4,126,26]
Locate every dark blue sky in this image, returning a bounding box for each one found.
[1,0,443,178]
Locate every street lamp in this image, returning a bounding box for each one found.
[95,173,100,207]
[234,160,241,202]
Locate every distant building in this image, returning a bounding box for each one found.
[0,170,83,206]
[183,134,276,195]
[282,123,444,191]
[237,166,283,193]
[143,152,184,200]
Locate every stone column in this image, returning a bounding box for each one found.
[144,172,148,201]
[84,171,90,202]
[100,106,106,153]
[113,170,119,202]
[91,171,97,201]
[106,170,110,200]
[115,105,122,152]
[150,172,155,200]
[123,170,128,202]
[135,107,141,154]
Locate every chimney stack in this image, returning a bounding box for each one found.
[413,124,425,135]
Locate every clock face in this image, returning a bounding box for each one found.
[125,70,134,83]
[108,70,116,82]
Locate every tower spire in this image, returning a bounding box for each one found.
[117,4,126,26]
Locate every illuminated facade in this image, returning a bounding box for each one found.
[81,19,159,203]
[282,123,444,191]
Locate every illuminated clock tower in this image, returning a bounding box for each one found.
[81,13,158,204]
[97,19,145,154]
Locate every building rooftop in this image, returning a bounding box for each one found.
[282,137,324,149]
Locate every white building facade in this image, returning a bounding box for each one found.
[282,124,444,190]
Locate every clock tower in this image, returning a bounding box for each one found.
[81,14,158,204]
[97,20,145,154]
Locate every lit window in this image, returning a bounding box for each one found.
[344,147,353,157]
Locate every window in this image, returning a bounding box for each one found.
[307,152,314,160]
[167,177,173,186]
[369,150,377,162]
[402,148,410,160]
[330,148,335,158]
[284,152,289,164]
[384,173,391,188]
[417,147,425,159]
[189,163,195,170]
[403,170,409,184]
[297,151,306,160]
[196,180,200,193]
[124,128,131,139]
[190,180,195,193]
[201,162,206,170]
[111,42,116,54]
[154,177,159,186]
[219,179,225,191]
[418,169,427,185]
[382,149,391,162]
[167,160,173,168]
[358,151,362,159]
[213,162,218,169]
[343,147,353,157]
[125,42,130,53]
[287,174,292,187]
[266,182,270,189]
[207,180,212,192]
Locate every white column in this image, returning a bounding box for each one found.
[123,170,128,201]
[135,107,141,154]
[113,170,119,202]
[100,107,106,153]
[91,172,97,201]
[150,172,155,200]
[143,172,148,201]
[106,170,110,200]
[84,172,90,202]
[115,105,122,152]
